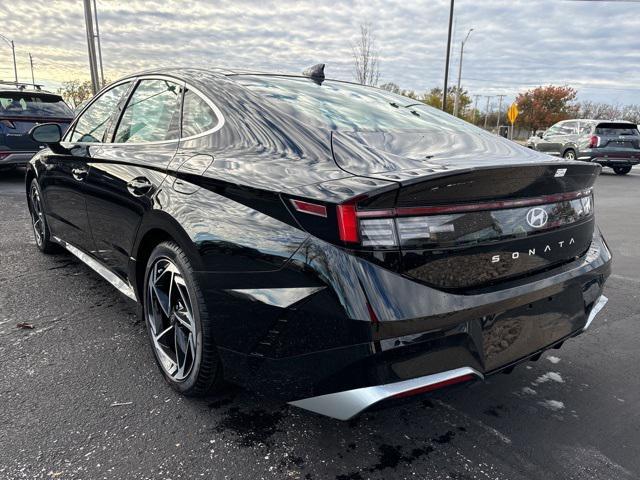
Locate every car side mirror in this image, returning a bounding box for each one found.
[30,123,62,144]
[29,123,68,154]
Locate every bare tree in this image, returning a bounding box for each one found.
[352,22,380,86]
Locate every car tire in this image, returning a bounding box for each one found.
[563,149,576,161]
[143,241,223,397]
[28,179,58,254]
[613,166,632,175]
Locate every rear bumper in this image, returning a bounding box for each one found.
[213,229,611,417]
[0,151,36,166]
[578,150,640,166]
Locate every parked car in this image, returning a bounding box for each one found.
[528,119,639,175]
[25,67,611,420]
[0,83,74,171]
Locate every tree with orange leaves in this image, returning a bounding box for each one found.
[516,86,578,131]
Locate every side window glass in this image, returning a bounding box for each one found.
[182,89,220,137]
[579,123,592,135]
[563,121,578,134]
[70,82,131,143]
[114,79,182,143]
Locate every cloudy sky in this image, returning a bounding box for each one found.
[2,0,639,108]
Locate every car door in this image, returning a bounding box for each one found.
[39,81,133,253]
[562,121,579,154]
[83,77,183,281]
[536,123,564,156]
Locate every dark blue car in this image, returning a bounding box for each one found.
[0,84,74,171]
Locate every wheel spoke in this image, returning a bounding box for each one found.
[145,256,197,382]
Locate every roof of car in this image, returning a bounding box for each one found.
[570,119,635,124]
[115,66,376,90]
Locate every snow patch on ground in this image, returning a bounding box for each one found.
[521,387,537,395]
[533,372,564,385]
[539,400,565,411]
[546,356,561,364]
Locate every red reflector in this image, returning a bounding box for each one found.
[589,136,600,148]
[291,199,327,218]
[392,374,475,399]
[337,204,359,243]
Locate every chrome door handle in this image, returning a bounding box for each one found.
[127,177,153,196]
[72,168,88,181]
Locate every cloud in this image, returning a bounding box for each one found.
[2,0,639,106]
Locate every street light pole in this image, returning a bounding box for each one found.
[442,0,455,112]
[0,33,18,83]
[83,0,100,94]
[453,28,473,118]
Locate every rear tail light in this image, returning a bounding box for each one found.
[589,135,600,148]
[336,204,359,243]
[0,120,16,129]
[0,151,11,160]
[335,189,593,249]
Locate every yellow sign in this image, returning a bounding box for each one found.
[507,103,519,125]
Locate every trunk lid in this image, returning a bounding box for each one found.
[332,130,599,290]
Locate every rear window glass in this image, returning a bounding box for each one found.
[0,92,73,118]
[595,123,638,136]
[236,75,481,133]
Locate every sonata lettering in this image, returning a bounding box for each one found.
[491,238,577,263]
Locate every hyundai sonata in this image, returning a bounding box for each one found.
[25,65,610,420]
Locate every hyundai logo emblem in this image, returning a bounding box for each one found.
[526,207,548,229]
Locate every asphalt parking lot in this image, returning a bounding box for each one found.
[1,166,639,480]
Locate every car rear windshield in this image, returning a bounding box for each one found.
[0,92,73,118]
[236,75,480,133]
[595,123,639,136]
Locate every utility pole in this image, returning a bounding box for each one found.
[93,0,105,86]
[28,52,35,85]
[453,28,473,118]
[442,0,455,112]
[472,94,481,124]
[83,0,100,94]
[483,95,492,129]
[0,33,18,83]
[496,94,506,128]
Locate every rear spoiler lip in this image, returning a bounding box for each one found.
[360,160,601,188]
[285,161,600,205]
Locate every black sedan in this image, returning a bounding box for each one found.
[25,66,611,420]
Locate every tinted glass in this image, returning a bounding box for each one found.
[182,89,219,137]
[595,123,639,136]
[0,92,73,118]
[70,82,131,142]
[114,79,182,143]
[238,75,481,133]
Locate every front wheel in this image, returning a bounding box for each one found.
[613,166,632,175]
[28,179,58,254]
[143,241,223,396]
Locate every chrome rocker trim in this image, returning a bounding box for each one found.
[53,236,137,302]
[583,295,608,332]
[288,366,483,421]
